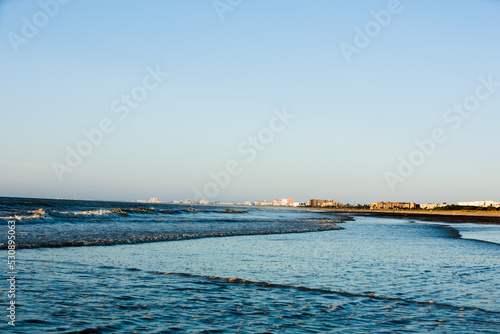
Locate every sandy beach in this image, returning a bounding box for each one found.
[326,209,500,224]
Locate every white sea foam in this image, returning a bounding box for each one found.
[3,208,51,221]
[71,209,112,216]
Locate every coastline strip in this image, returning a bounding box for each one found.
[325,210,500,224]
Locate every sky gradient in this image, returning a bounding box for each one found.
[1,0,499,204]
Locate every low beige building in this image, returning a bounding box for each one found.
[370,202,417,210]
[420,203,447,210]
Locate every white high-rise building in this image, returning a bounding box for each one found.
[457,201,500,207]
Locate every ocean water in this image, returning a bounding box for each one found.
[1,197,499,333]
[0,197,342,249]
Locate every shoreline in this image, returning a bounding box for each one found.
[321,209,500,225]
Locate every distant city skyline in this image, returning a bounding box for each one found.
[1,1,499,204]
[103,196,500,208]
[1,194,499,210]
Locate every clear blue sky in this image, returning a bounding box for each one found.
[1,0,499,204]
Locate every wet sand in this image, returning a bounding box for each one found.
[325,209,500,224]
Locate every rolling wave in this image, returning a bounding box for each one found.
[1,223,343,250]
[155,272,500,315]
[0,207,250,222]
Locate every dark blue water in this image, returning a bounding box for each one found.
[1,197,499,333]
[0,197,342,249]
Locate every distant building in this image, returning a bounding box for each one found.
[370,202,417,210]
[138,198,160,203]
[420,203,447,210]
[308,199,335,207]
[322,202,344,207]
[458,201,500,208]
[214,201,233,205]
[254,198,295,206]
[273,198,294,206]
[255,200,273,206]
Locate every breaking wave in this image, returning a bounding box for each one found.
[0,207,254,222]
